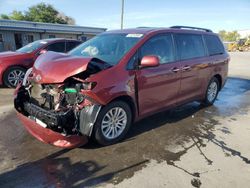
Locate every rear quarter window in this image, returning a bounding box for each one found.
[175,34,205,60]
[204,35,225,56]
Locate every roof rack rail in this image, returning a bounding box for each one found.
[170,26,212,32]
[136,26,153,28]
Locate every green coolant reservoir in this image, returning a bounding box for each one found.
[64,88,77,93]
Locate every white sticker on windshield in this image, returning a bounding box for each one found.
[40,41,48,44]
[126,34,143,38]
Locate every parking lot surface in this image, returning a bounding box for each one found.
[0,52,250,188]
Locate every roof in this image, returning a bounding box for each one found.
[105,27,164,34]
[38,38,80,42]
[0,19,106,35]
[105,26,214,35]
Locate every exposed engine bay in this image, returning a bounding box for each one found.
[14,58,110,136]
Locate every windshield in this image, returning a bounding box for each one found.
[69,33,143,65]
[16,40,48,53]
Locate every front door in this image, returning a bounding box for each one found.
[136,34,181,116]
[14,33,23,50]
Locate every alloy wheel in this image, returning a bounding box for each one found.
[101,107,127,140]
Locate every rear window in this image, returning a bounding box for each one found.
[204,35,225,56]
[46,41,65,52]
[66,41,81,52]
[175,34,205,60]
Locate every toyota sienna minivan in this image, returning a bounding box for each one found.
[14,26,229,148]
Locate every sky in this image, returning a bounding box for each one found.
[0,0,249,32]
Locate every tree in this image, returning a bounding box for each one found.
[0,3,75,25]
[0,14,10,19]
[219,30,240,42]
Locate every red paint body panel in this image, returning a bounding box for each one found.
[137,62,181,116]
[33,52,92,83]
[17,112,88,148]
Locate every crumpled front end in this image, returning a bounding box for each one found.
[14,62,106,148]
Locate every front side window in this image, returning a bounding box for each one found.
[204,35,225,56]
[16,40,48,53]
[46,42,66,52]
[69,34,143,66]
[140,34,175,64]
[175,34,205,60]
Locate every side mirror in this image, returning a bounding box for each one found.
[140,55,160,68]
[38,49,47,55]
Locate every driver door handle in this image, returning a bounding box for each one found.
[182,65,191,71]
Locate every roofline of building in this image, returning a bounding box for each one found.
[0,26,102,35]
[0,19,107,31]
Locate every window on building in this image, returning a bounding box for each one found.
[27,35,34,43]
[140,34,175,64]
[49,35,56,38]
[175,34,206,60]
[81,36,87,42]
[46,41,65,52]
[204,35,225,56]
[0,34,3,42]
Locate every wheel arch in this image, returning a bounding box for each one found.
[213,74,222,90]
[108,95,137,122]
[2,65,27,86]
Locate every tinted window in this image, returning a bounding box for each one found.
[204,35,225,56]
[47,42,65,52]
[127,51,139,70]
[140,34,175,64]
[175,34,205,60]
[66,41,81,52]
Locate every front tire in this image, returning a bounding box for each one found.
[93,101,132,146]
[3,66,26,88]
[202,77,219,106]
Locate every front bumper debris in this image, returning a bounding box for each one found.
[17,112,88,148]
[14,83,101,148]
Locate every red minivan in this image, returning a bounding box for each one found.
[14,26,229,148]
[0,38,81,87]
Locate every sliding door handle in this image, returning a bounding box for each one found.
[171,67,180,73]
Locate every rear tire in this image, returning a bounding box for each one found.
[202,77,219,106]
[93,101,132,146]
[3,66,26,88]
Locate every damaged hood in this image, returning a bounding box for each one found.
[32,51,93,83]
